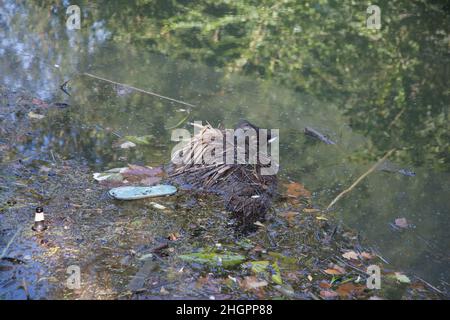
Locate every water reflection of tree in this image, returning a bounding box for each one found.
[77,0,448,170]
[4,0,449,170]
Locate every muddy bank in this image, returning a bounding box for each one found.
[0,86,445,300]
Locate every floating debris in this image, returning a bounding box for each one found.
[93,165,164,186]
[244,261,282,285]
[123,135,154,145]
[27,111,45,120]
[93,167,128,182]
[120,141,137,149]
[150,202,167,210]
[393,272,411,284]
[394,217,410,229]
[179,251,246,267]
[378,160,416,177]
[32,206,47,232]
[108,185,177,200]
[304,127,336,145]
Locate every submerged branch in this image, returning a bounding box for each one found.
[1,227,22,260]
[326,149,396,210]
[83,72,196,108]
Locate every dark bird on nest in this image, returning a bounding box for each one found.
[168,119,278,230]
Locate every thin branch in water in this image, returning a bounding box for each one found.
[414,276,445,295]
[326,149,396,210]
[22,278,30,300]
[1,227,22,259]
[50,150,57,164]
[83,72,196,108]
[388,108,406,130]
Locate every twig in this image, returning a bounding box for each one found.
[333,256,367,276]
[165,110,191,130]
[414,276,445,295]
[388,108,405,130]
[50,150,57,164]
[83,72,196,108]
[326,149,396,210]
[309,292,321,300]
[1,227,22,259]
[22,278,31,300]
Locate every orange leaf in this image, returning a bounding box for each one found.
[280,211,299,224]
[320,290,338,298]
[284,182,311,198]
[360,252,374,260]
[336,283,360,297]
[240,276,268,290]
[324,268,343,275]
[319,281,331,289]
[331,264,346,274]
[342,251,359,260]
[303,208,320,213]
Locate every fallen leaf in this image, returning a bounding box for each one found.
[336,283,361,298]
[93,165,165,186]
[320,290,338,298]
[39,166,51,173]
[280,211,299,224]
[179,251,245,267]
[32,98,49,107]
[120,141,136,149]
[248,261,269,274]
[270,262,283,285]
[324,268,344,275]
[319,281,331,289]
[303,208,320,213]
[123,164,163,177]
[395,217,409,228]
[254,221,265,228]
[241,276,268,290]
[160,286,169,295]
[93,167,127,182]
[394,272,411,284]
[124,135,154,145]
[140,177,162,185]
[28,111,45,120]
[342,251,359,260]
[331,264,346,274]
[360,252,374,260]
[324,264,347,276]
[195,275,209,289]
[316,216,328,221]
[150,202,166,210]
[307,275,313,282]
[168,232,180,241]
[284,182,311,198]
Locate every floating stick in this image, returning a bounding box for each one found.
[83,72,196,108]
[0,227,22,259]
[326,148,396,210]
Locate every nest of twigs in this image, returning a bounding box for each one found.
[169,122,278,228]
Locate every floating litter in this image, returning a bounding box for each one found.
[108,185,177,200]
[32,206,47,232]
